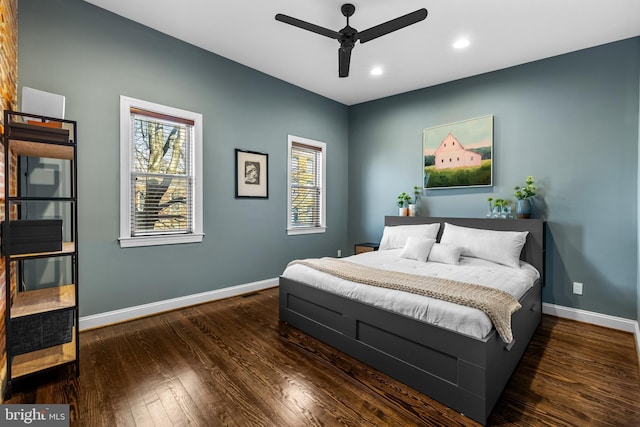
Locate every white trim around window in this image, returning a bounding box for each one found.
[287,135,326,235]
[119,96,204,247]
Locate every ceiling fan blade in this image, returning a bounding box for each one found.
[275,14,341,40]
[358,9,428,44]
[338,46,352,78]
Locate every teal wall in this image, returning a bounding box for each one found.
[18,0,349,316]
[349,38,640,319]
[18,0,640,321]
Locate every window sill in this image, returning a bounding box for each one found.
[287,227,327,236]
[119,233,204,248]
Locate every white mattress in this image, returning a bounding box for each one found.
[281,249,540,340]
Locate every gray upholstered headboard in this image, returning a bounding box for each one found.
[384,216,545,280]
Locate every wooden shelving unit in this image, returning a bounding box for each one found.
[7,139,74,160]
[2,110,79,398]
[8,242,76,260]
[11,331,76,379]
[11,284,76,318]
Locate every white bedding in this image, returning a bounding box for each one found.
[281,249,540,340]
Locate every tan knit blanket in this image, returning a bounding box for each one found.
[289,258,521,343]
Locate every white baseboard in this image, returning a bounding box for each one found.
[79,278,279,331]
[543,303,640,365]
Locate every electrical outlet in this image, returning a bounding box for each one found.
[573,282,583,295]
[337,249,342,257]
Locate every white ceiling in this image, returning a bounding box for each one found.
[83,0,640,106]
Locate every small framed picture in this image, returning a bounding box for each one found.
[235,149,268,198]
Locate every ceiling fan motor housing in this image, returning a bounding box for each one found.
[341,4,356,18]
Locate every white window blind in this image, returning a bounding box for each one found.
[287,135,326,235]
[119,96,203,248]
[130,109,193,236]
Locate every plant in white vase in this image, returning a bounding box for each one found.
[397,192,411,216]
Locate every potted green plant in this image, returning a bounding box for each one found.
[486,197,494,218]
[397,192,411,216]
[407,186,420,216]
[514,175,536,218]
[494,198,505,218]
[410,186,422,216]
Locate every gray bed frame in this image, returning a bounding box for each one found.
[279,217,544,425]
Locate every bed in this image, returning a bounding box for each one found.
[279,216,544,425]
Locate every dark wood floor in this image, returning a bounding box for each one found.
[6,287,640,426]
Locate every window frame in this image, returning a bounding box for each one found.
[119,96,204,248]
[286,135,326,236]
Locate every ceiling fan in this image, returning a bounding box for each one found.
[275,4,428,78]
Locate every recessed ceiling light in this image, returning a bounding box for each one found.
[370,67,384,76]
[453,38,470,49]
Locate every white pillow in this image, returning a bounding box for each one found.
[439,222,528,268]
[379,223,441,250]
[427,243,462,265]
[399,237,436,262]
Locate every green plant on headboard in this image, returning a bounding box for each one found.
[397,192,411,207]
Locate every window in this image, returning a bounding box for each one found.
[119,96,203,247]
[287,135,326,235]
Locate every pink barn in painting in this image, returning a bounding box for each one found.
[434,133,481,170]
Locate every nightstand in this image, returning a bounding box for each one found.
[354,242,380,255]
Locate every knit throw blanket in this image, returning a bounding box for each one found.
[289,258,521,343]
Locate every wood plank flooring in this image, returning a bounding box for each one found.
[6,287,640,426]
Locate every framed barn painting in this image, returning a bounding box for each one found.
[235,149,268,198]
[423,115,493,189]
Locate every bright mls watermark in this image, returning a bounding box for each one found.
[1,405,69,426]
